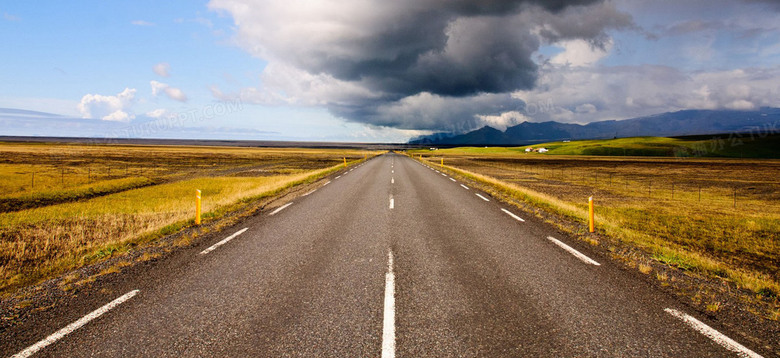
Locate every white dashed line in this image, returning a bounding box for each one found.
[501,208,525,222]
[335,175,342,179]
[449,178,456,182]
[270,202,293,216]
[302,189,316,196]
[12,290,140,358]
[323,181,331,185]
[475,193,490,201]
[391,170,394,174]
[200,228,249,255]
[381,250,396,358]
[441,173,447,177]
[546,236,601,266]
[389,195,394,209]
[460,184,470,190]
[665,308,763,358]
[391,177,394,184]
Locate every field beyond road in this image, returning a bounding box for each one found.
[411,148,780,319]
[0,142,374,294]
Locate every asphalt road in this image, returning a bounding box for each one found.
[2,153,769,357]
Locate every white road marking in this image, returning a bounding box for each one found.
[323,181,331,185]
[665,308,763,358]
[302,189,316,196]
[475,193,490,201]
[200,228,249,255]
[449,178,456,182]
[382,250,396,358]
[441,173,447,177]
[389,196,394,209]
[391,177,395,184]
[460,184,470,190]
[12,290,140,358]
[270,202,293,216]
[501,208,525,222]
[546,236,601,266]
[335,175,342,179]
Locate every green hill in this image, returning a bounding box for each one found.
[422,133,780,159]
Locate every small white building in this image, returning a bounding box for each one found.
[524,147,532,152]
[538,148,549,153]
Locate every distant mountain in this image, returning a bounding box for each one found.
[409,108,780,145]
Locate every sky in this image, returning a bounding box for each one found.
[1,0,779,142]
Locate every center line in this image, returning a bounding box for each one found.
[664,308,763,358]
[460,184,469,190]
[12,290,140,358]
[547,236,601,266]
[389,195,394,209]
[475,193,490,201]
[270,202,293,216]
[200,228,249,255]
[449,178,456,182]
[381,250,396,358]
[501,208,525,222]
[391,177,394,184]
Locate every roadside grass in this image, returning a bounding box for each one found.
[413,152,780,317]
[0,142,373,295]
[0,164,348,294]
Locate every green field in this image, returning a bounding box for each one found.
[428,133,780,158]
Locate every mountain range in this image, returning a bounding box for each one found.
[409,108,780,145]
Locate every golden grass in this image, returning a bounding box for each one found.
[0,142,374,294]
[417,153,780,302]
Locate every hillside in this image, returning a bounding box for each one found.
[410,108,780,146]
[421,133,780,159]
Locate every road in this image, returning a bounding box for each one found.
[3,153,768,357]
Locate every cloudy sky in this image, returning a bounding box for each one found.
[1,0,779,142]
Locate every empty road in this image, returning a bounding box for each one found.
[3,153,767,357]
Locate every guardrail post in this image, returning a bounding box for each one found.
[195,189,202,225]
[588,196,595,233]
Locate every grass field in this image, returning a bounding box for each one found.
[432,133,780,158]
[411,148,780,317]
[0,142,374,294]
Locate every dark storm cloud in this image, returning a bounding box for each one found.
[210,0,635,131]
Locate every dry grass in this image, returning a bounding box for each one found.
[0,142,373,294]
[414,151,780,302]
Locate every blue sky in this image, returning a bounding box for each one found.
[1,0,779,142]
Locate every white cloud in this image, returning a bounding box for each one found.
[512,64,780,124]
[150,80,188,102]
[550,39,612,67]
[476,111,530,131]
[145,108,170,118]
[153,62,171,77]
[3,12,20,21]
[131,20,154,26]
[77,88,136,122]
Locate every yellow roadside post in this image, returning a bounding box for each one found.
[441,158,444,166]
[588,196,595,233]
[343,157,347,167]
[195,189,202,225]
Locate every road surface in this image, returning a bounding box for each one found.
[2,153,767,357]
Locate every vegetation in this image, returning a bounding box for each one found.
[427,133,780,158]
[411,148,780,317]
[0,142,372,294]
